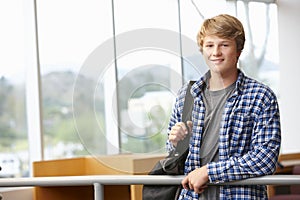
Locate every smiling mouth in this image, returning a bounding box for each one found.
[211,59,224,63]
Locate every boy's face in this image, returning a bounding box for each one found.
[202,35,241,75]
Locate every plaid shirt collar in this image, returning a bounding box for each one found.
[191,69,244,98]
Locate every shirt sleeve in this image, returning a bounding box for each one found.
[166,85,188,152]
[166,96,181,152]
[207,92,281,183]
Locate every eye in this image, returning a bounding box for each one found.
[205,44,213,48]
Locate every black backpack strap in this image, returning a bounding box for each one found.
[182,81,195,122]
[175,80,195,154]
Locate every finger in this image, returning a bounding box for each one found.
[181,177,189,190]
[194,185,207,194]
[186,121,193,133]
[168,136,178,147]
[200,185,208,189]
[195,187,205,194]
[171,123,188,139]
[171,123,183,134]
[169,128,183,140]
[188,182,193,191]
[176,122,188,135]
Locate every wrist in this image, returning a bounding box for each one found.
[203,165,209,182]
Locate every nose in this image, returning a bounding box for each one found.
[212,46,221,56]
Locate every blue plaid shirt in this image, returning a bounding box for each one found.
[167,70,281,200]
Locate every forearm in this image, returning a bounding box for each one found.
[207,144,280,183]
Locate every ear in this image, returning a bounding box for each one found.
[199,47,203,54]
[236,51,242,59]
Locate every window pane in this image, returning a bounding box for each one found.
[0,1,29,177]
[237,1,279,96]
[180,0,220,81]
[114,0,182,153]
[37,0,113,159]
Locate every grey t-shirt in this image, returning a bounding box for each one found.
[199,81,236,200]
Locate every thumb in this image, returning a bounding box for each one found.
[186,121,193,134]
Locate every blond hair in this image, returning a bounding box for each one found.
[197,14,245,53]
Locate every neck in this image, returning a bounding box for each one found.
[209,69,238,91]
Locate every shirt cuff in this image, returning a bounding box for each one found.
[207,162,227,184]
[166,140,176,152]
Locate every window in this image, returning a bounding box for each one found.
[113,0,183,153]
[0,0,29,177]
[1,0,280,170]
[36,0,279,158]
[237,1,279,96]
[37,0,113,159]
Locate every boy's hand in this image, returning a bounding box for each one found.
[169,121,192,147]
[181,165,209,194]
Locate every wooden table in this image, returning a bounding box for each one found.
[33,154,166,200]
[268,153,300,197]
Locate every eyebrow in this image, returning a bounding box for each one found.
[204,39,234,44]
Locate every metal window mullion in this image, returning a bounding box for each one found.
[177,0,184,85]
[102,0,120,155]
[24,0,44,175]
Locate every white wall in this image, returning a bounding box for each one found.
[278,0,300,154]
